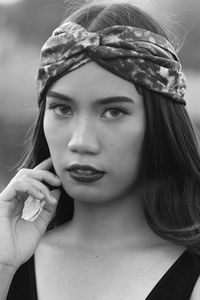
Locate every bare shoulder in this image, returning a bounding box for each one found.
[190,276,200,300]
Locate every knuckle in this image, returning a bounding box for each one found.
[11,179,22,188]
[20,174,29,181]
[8,177,27,191]
[13,179,27,190]
[40,184,50,196]
[17,168,29,177]
[16,176,26,185]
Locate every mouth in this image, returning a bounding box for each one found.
[67,164,105,183]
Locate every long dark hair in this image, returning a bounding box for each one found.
[20,1,200,253]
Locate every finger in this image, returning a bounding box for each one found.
[51,189,61,201]
[0,181,45,218]
[0,180,44,204]
[34,157,53,171]
[20,170,61,187]
[32,189,61,236]
[22,177,53,203]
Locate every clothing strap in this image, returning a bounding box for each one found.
[146,250,200,299]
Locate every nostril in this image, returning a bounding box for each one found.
[67,122,100,154]
[68,137,100,155]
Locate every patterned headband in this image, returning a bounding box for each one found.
[37,21,187,105]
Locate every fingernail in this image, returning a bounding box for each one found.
[51,189,61,201]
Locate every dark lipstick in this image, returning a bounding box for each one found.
[67,164,105,183]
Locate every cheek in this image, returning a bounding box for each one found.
[43,115,64,159]
[107,121,145,175]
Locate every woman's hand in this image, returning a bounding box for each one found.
[0,157,61,271]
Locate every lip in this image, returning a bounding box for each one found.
[67,164,105,183]
[67,164,104,173]
[68,170,105,183]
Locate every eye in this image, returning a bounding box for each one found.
[101,107,128,119]
[48,103,72,117]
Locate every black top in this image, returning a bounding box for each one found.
[7,250,200,300]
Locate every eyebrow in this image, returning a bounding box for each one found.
[46,91,135,105]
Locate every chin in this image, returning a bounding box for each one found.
[62,183,114,204]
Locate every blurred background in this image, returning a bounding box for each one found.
[0,0,200,190]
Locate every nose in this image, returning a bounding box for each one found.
[67,117,100,155]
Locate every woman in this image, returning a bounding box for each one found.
[1,1,200,299]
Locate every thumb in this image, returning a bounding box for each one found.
[32,189,61,236]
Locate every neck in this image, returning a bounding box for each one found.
[65,191,162,251]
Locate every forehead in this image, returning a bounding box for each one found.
[49,61,141,102]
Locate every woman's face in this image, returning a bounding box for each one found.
[43,61,145,203]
